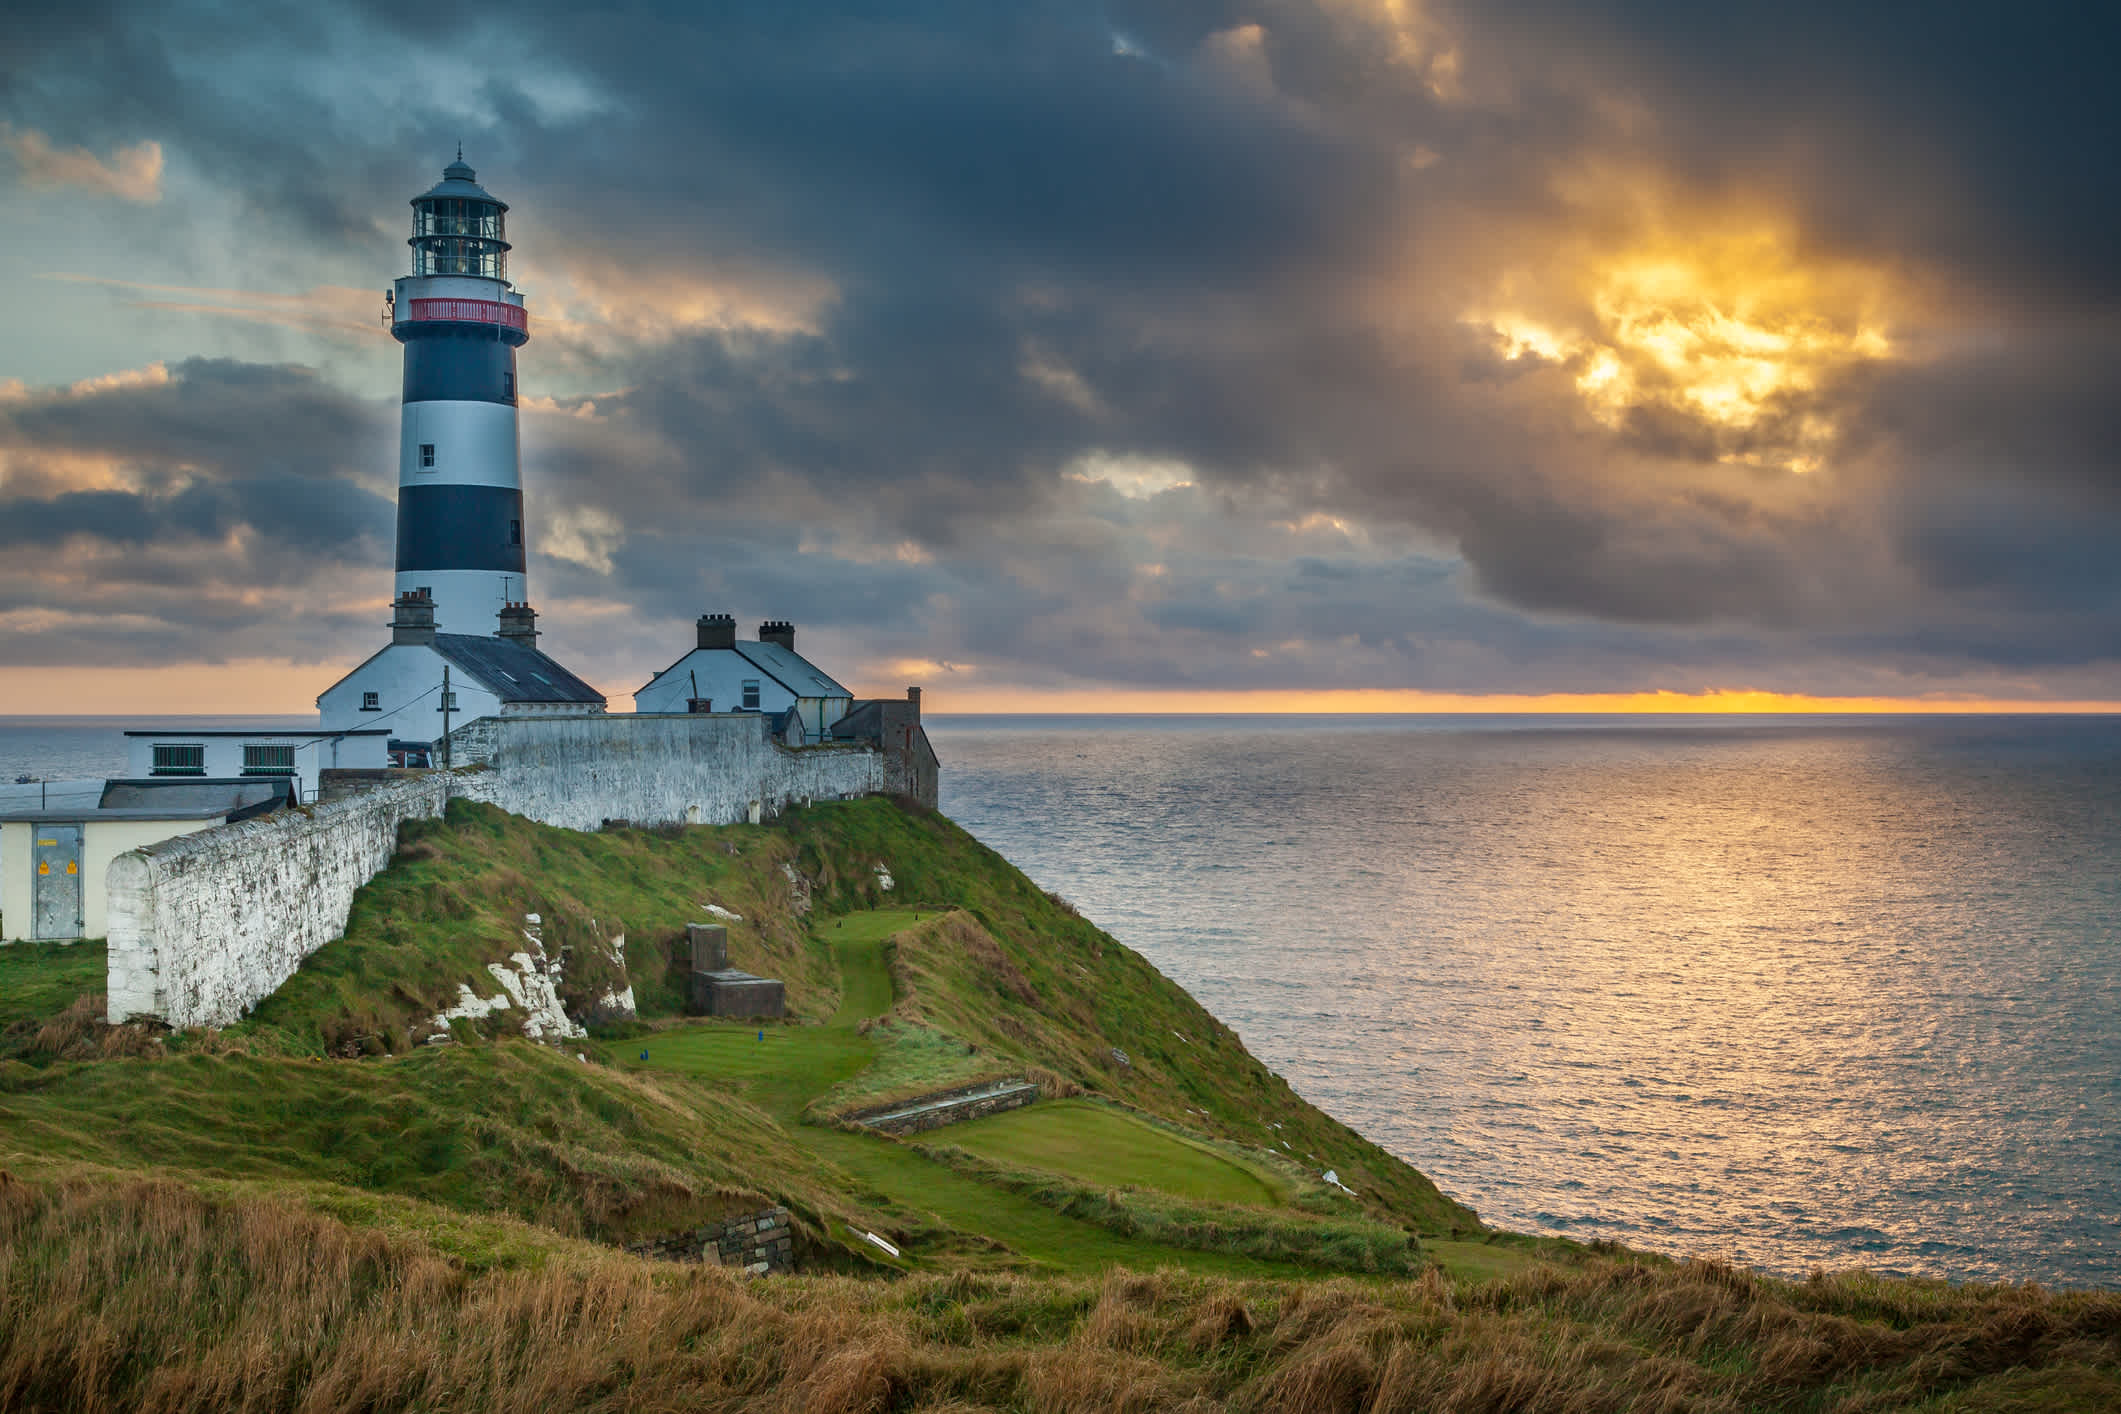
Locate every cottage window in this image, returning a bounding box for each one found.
[242,743,296,776]
[742,679,761,711]
[151,743,205,776]
[438,691,459,711]
[362,691,380,711]
[419,443,436,469]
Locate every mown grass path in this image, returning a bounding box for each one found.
[628,909,1314,1276]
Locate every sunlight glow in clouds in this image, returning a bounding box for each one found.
[1475,221,1895,472]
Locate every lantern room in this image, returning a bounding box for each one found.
[409,156,510,280]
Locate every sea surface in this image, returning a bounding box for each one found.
[928,715,2121,1289]
[7,712,2116,1287]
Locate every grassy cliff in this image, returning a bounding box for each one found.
[2,796,2117,1410]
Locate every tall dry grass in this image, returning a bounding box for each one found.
[2,1172,2117,1412]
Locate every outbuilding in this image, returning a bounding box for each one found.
[120,727,389,804]
[634,615,852,743]
[0,776,295,943]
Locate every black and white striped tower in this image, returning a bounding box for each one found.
[388,156,530,634]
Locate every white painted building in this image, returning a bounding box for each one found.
[121,728,389,804]
[1,776,295,943]
[634,616,853,744]
[319,593,605,740]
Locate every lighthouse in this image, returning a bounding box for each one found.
[316,157,605,741]
[387,155,530,634]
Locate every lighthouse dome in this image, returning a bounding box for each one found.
[414,157,509,211]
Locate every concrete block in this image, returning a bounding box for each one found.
[689,969,786,1018]
[687,922,728,971]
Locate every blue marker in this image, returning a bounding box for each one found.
[757,1029,765,1042]
[639,1050,649,1061]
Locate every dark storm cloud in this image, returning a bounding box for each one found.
[1440,1,2121,307]
[3,1,2118,695]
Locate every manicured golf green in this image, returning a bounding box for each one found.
[919,1099,1284,1207]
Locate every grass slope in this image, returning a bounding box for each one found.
[779,801,1480,1235]
[0,1042,887,1252]
[237,802,840,1055]
[7,1174,2118,1414]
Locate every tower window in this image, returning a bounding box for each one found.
[510,519,522,546]
[419,443,436,468]
[361,691,380,711]
[742,680,761,711]
[504,369,514,399]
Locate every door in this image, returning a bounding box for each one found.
[32,823,83,941]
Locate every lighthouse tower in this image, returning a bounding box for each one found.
[387,155,530,634]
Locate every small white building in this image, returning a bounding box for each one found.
[120,728,389,804]
[319,592,606,738]
[1,776,295,943]
[634,616,853,744]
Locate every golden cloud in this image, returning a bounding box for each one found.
[1467,194,1899,473]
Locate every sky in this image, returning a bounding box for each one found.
[2,1,2117,714]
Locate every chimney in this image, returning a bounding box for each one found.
[758,620,795,651]
[496,601,538,647]
[696,612,736,650]
[907,685,921,719]
[391,589,437,646]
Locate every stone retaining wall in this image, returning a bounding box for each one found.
[851,1078,1042,1135]
[625,1205,795,1274]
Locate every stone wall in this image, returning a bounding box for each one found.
[449,713,885,831]
[850,1078,1042,1135]
[105,775,450,1027]
[103,714,895,1029]
[625,1205,795,1274]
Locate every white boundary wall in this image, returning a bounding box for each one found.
[106,775,450,1027]
[449,713,884,830]
[104,716,886,1028]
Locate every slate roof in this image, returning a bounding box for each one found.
[637,641,852,701]
[734,640,851,699]
[432,634,606,706]
[0,777,290,822]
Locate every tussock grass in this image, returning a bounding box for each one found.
[5,1171,2117,1413]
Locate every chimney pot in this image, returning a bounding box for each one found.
[391,589,437,646]
[497,601,539,647]
[696,612,736,650]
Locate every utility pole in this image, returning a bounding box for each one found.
[441,665,452,770]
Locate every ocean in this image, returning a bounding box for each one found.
[7,712,2116,1287]
[929,714,2121,1289]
